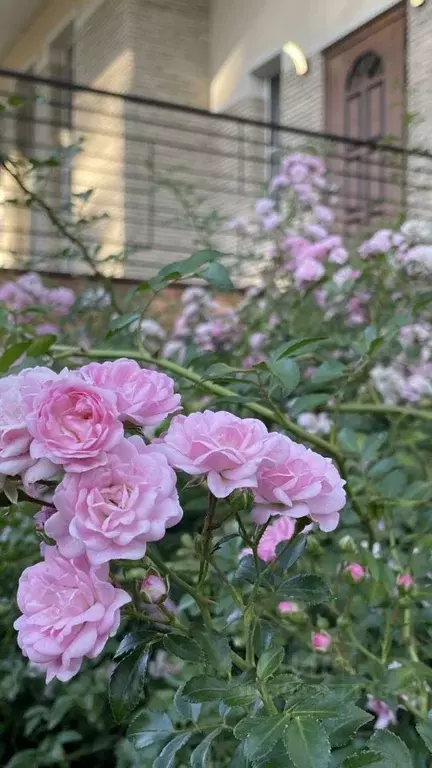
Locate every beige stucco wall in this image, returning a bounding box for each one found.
[1,0,96,70]
[209,0,400,112]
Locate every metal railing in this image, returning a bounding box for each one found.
[1,67,432,280]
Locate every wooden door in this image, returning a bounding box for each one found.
[325,4,406,231]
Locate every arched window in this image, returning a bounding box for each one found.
[344,51,385,140]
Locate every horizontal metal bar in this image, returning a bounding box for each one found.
[1,67,431,157]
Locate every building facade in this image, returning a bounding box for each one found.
[0,0,431,277]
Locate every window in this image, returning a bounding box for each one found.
[16,69,36,158]
[344,51,385,141]
[50,23,74,211]
[268,71,281,180]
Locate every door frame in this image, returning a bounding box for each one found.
[324,2,407,139]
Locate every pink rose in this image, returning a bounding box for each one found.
[314,205,334,223]
[47,287,75,315]
[46,436,182,564]
[13,545,130,683]
[0,368,57,481]
[367,697,397,730]
[257,516,295,562]
[333,267,360,286]
[141,573,167,603]
[312,631,331,651]
[294,259,325,285]
[397,573,415,590]
[279,601,299,614]
[345,563,366,582]
[27,374,123,473]
[255,198,275,217]
[34,505,54,531]
[157,411,268,498]
[78,359,181,427]
[251,433,346,532]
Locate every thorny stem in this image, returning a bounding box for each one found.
[1,159,122,314]
[52,344,344,459]
[198,492,218,587]
[209,556,244,610]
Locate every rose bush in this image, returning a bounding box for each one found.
[1,147,432,767]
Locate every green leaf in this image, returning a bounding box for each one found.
[379,470,407,499]
[0,340,31,372]
[114,630,155,659]
[235,554,261,584]
[276,574,331,605]
[223,683,259,707]
[276,337,325,359]
[127,711,173,750]
[323,706,373,748]
[109,649,150,722]
[416,720,432,754]
[291,691,344,719]
[342,750,384,767]
[153,733,191,768]
[337,428,361,454]
[369,730,413,768]
[267,674,304,698]
[284,716,330,768]
[267,357,300,395]
[228,742,249,768]
[163,634,203,662]
[234,715,286,762]
[201,262,234,290]
[273,535,307,572]
[26,334,57,357]
[106,312,140,338]
[257,647,284,681]
[182,676,228,703]
[194,629,232,676]
[190,727,224,767]
[5,751,38,768]
[290,394,330,417]
[311,361,346,383]
[173,685,201,723]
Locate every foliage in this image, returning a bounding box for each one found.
[1,136,432,768]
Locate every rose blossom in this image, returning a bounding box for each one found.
[367,697,397,730]
[257,516,295,562]
[279,601,299,614]
[312,631,331,651]
[397,573,415,590]
[252,433,346,532]
[27,374,123,473]
[46,436,182,565]
[157,410,268,498]
[0,367,57,482]
[141,573,167,603]
[345,563,366,582]
[13,545,130,683]
[78,359,180,427]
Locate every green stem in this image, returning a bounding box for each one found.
[328,402,432,421]
[231,650,249,671]
[52,345,343,460]
[209,556,244,610]
[259,681,278,715]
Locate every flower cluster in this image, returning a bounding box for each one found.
[0,272,75,336]
[8,359,182,682]
[7,352,346,685]
[155,410,346,531]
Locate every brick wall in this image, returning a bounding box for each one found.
[131,0,210,108]
[407,1,432,152]
[281,53,324,134]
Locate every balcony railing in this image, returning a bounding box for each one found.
[1,68,432,281]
